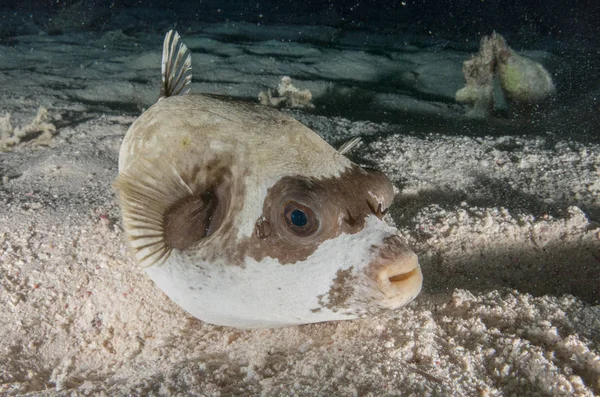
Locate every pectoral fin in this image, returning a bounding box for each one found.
[114,159,219,267]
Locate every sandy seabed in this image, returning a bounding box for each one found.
[1,24,599,396]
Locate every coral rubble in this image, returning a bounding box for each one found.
[258,76,315,109]
[456,32,555,118]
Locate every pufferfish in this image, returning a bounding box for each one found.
[114,30,422,328]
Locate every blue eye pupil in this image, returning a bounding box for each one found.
[290,209,308,227]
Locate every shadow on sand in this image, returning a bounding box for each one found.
[389,177,600,304]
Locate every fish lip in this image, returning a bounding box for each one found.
[375,255,423,309]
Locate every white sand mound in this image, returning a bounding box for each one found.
[1,114,599,396]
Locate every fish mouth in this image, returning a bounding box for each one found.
[376,252,423,309]
[387,268,420,284]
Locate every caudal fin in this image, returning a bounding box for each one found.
[160,30,192,99]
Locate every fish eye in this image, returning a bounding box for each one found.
[282,201,319,237]
[290,209,307,227]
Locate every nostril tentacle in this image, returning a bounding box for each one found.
[378,203,389,217]
[366,199,388,219]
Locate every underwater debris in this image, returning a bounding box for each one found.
[493,33,556,106]
[258,76,315,109]
[455,32,555,118]
[0,107,58,150]
[455,34,496,119]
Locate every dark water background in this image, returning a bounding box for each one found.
[2,0,598,43]
[1,0,599,141]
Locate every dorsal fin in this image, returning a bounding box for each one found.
[338,137,362,155]
[160,30,192,99]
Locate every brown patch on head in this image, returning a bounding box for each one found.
[247,164,395,265]
[317,267,356,312]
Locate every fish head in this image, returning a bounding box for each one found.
[244,165,422,319]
